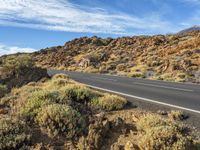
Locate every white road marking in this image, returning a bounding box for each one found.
[133,82,194,92]
[92,77,117,82]
[85,84,200,114]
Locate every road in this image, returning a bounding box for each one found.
[48,70,200,114]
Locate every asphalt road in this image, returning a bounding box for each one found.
[48,70,200,114]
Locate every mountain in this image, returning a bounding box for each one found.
[178,25,200,34]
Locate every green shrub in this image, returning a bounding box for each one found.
[0,84,8,98]
[116,64,126,71]
[0,118,31,150]
[128,72,145,78]
[168,110,187,121]
[52,79,69,86]
[137,114,194,150]
[19,89,70,121]
[92,94,127,111]
[36,104,86,138]
[2,55,33,76]
[19,90,51,121]
[65,87,99,103]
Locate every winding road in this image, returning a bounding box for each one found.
[48,70,200,114]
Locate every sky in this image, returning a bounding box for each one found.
[0,0,200,56]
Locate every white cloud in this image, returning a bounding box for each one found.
[0,43,37,56]
[0,0,179,34]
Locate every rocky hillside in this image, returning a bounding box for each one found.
[32,31,200,83]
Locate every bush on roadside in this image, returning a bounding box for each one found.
[65,87,100,103]
[128,72,145,78]
[0,118,31,150]
[19,90,51,121]
[168,110,187,121]
[92,94,127,111]
[36,104,86,138]
[137,114,196,150]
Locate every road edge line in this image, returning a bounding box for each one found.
[86,84,200,114]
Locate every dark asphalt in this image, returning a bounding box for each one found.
[48,70,200,114]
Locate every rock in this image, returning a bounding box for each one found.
[124,141,135,150]
[132,115,139,122]
[157,110,168,115]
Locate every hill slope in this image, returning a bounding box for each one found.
[32,31,200,83]
[179,26,200,34]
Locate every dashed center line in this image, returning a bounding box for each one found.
[133,82,194,92]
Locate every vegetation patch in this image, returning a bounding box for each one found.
[92,94,127,111]
[137,114,196,150]
[65,87,100,103]
[0,118,31,150]
[0,84,8,98]
[36,104,86,138]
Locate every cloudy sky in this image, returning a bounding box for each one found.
[0,0,200,56]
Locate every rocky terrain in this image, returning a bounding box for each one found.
[0,55,199,150]
[31,31,200,83]
[0,73,199,150]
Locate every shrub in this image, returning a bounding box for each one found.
[2,55,33,76]
[36,104,86,138]
[52,79,69,86]
[19,90,51,121]
[128,72,145,78]
[137,114,194,150]
[65,87,99,103]
[0,84,8,98]
[116,64,126,71]
[168,110,187,121]
[92,94,127,111]
[0,118,31,150]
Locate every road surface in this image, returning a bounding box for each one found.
[48,70,200,114]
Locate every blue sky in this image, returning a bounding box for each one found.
[0,0,200,56]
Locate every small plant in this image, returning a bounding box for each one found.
[92,94,127,111]
[52,79,69,86]
[36,104,86,138]
[137,114,194,150]
[65,87,99,103]
[128,72,145,78]
[116,64,126,71]
[0,84,8,98]
[0,118,31,150]
[2,55,33,76]
[168,110,187,121]
[19,90,51,121]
